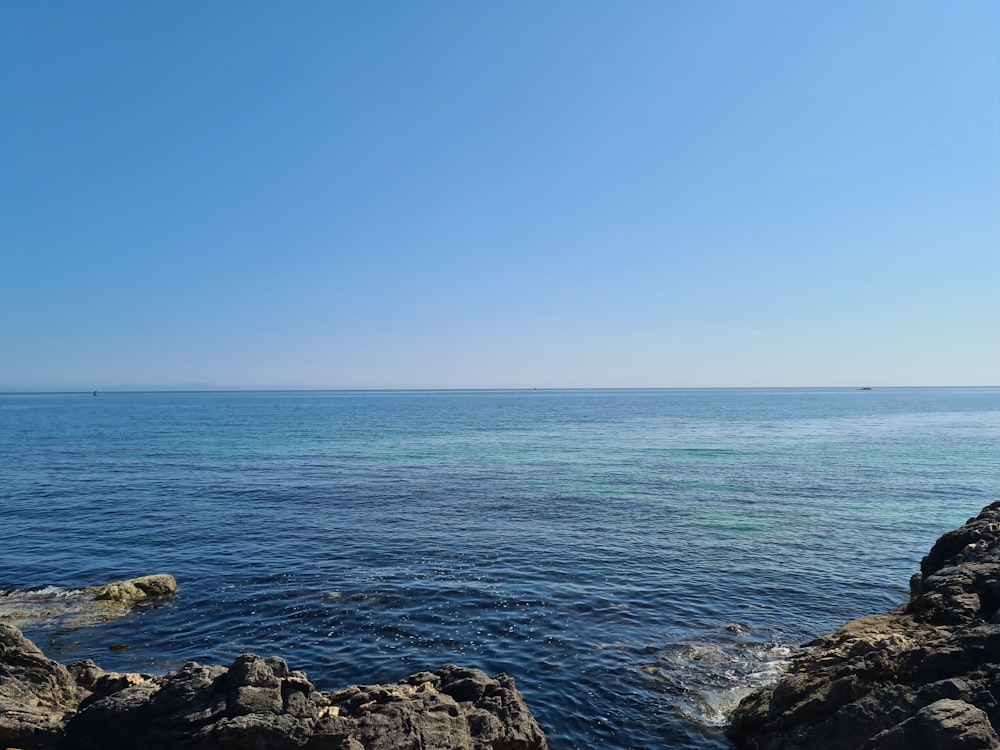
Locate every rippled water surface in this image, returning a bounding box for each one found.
[2,388,999,748]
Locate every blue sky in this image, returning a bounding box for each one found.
[1,1,997,389]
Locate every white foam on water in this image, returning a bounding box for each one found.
[644,635,794,728]
[3,585,74,599]
[0,585,119,627]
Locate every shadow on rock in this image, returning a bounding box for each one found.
[0,622,548,750]
[727,501,1000,750]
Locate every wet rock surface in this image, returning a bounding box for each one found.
[0,574,178,630]
[0,622,547,750]
[82,573,178,604]
[727,501,1000,750]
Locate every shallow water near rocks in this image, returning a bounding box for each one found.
[2,388,998,749]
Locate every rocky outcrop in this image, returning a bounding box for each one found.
[0,623,547,750]
[1,574,178,630]
[728,501,1000,750]
[82,573,178,604]
[0,624,86,749]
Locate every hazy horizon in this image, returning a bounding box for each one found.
[2,383,997,395]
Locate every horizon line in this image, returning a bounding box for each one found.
[2,384,998,395]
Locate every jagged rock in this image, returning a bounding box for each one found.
[65,655,546,750]
[728,501,1000,750]
[0,623,547,750]
[0,622,86,749]
[868,698,1000,750]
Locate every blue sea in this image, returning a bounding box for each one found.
[2,388,998,749]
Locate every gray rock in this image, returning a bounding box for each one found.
[1,624,547,750]
[0,622,86,749]
[728,501,1000,750]
[868,699,1000,750]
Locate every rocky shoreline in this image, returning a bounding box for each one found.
[727,501,1000,749]
[4,504,999,749]
[0,576,546,750]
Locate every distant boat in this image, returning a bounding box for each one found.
[92,391,99,397]
[856,387,873,391]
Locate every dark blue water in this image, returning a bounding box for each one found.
[2,388,998,749]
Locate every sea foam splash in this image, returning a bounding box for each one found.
[0,585,144,629]
[643,626,793,727]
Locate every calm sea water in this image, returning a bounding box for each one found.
[2,388,998,749]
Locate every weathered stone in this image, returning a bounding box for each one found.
[728,501,1000,750]
[65,658,152,698]
[2,621,547,750]
[67,659,106,692]
[228,685,285,716]
[438,665,490,703]
[0,622,85,749]
[228,654,283,688]
[1,574,178,632]
[62,680,161,749]
[868,699,1000,750]
[86,574,178,603]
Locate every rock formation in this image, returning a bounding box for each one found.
[0,624,86,749]
[728,501,1000,750]
[0,574,178,630]
[0,622,547,750]
[82,573,178,604]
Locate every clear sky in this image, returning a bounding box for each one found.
[1,1,998,390]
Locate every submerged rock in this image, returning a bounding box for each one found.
[0,574,178,630]
[727,501,1000,750]
[0,623,548,750]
